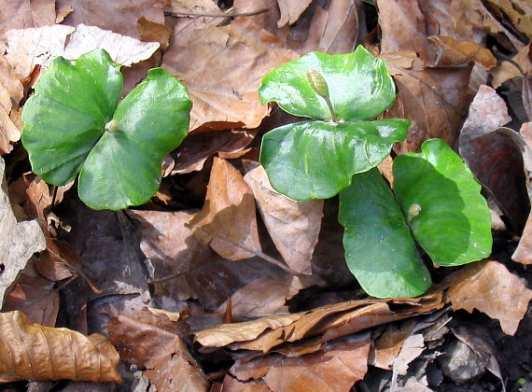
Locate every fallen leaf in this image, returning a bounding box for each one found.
[0,157,45,306]
[0,56,23,154]
[484,0,532,39]
[492,44,531,88]
[276,0,313,27]
[428,36,497,69]
[0,0,56,38]
[195,293,444,352]
[447,260,532,335]
[58,0,167,39]
[260,334,370,392]
[190,157,262,261]
[393,334,425,376]
[138,16,171,49]
[2,272,59,326]
[0,311,121,382]
[5,24,160,80]
[222,375,271,391]
[108,309,208,392]
[162,18,296,130]
[372,321,416,370]
[172,129,256,174]
[243,162,323,275]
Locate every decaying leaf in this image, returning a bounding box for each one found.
[190,157,262,261]
[243,162,323,275]
[195,293,444,352]
[108,309,208,392]
[0,311,121,382]
[372,321,416,370]
[0,157,45,306]
[232,334,371,392]
[162,18,296,130]
[0,56,23,154]
[5,24,159,80]
[447,260,532,335]
[0,0,56,37]
[492,44,531,89]
[276,0,313,27]
[428,36,497,69]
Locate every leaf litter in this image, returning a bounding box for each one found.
[1,0,532,391]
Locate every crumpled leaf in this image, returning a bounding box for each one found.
[276,0,313,27]
[0,56,23,154]
[447,260,532,335]
[243,162,323,274]
[190,157,262,260]
[492,44,531,88]
[260,119,409,200]
[162,18,296,130]
[339,168,431,298]
[428,36,497,69]
[259,46,396,121]
[394,139,492,265]
[232,334,371,392]
[0,311,121,382]
[108,309,208,392]
[5,24,160,80]
[0,157,45,306]
[195,293,444,352]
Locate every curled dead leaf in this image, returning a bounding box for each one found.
[0,311,121,383]
[428,36,497,69]
[447,260,532,335]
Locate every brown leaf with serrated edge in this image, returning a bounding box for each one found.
[190,157,261,261]
[195,293,444,352]
[447,260,532,335]
[108,309,208,392]
[162,18,296,130]
[243,162,323,275]
[428,36,497,69]
[0,311,121,382]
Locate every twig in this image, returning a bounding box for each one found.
[165,7,269,19]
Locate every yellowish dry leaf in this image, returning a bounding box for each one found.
[0,311,121,383]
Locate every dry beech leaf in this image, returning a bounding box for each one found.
[108,309,208,392]
[492,44,531,88]
[232,334,371,392]
[392,334,425,376]
[0,0,56,37]
[138,16,171,50]
[243,162,323,275]
[447,260,532,335]
[190,157,262,261]
[0,157,45,305]
[195,293,444,352]
[0,311,121,383]
[5,24,159,80]
[428,36,497,69]
[372,321,416,370]
[58,0,166,39]
[276,0,313,27]
[162,18,296,130]
[172,130,256,175]
[3,273,59,326]
[222,375,271,391]
[0,56,23,154]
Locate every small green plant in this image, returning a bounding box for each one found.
[21,49,191,211]
[259,45,492,298]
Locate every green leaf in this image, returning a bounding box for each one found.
[260,119,409,200]
[259,45,396,121]
[339,169,432,298]
[22,49,123,185]
[393,139,492,266]
[78,68,191,210]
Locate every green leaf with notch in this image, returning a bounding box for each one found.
[339,168,432,298]
[393,139,492,266]
[22,49,191,211]
[259,46,396,121]
[260,119,409,200]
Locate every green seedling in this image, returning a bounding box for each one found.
[259,45,492,298]
[21,49,191,210]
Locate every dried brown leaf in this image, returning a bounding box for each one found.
[138,16,171,49]
[372,322,416,370]
[0,56,23,154]
[190,157,261,261]
[243,163,323,275]
[0,0,56,38]
[492,44,531,88]
[0,157,45,306]
[428,36,497,69]
[108,310,208,392]
[447,260,532,335]
[162,18,296,130]
[276,0,313,27]
[0,311,121,382]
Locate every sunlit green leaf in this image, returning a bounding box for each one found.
[393,139,492,266]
